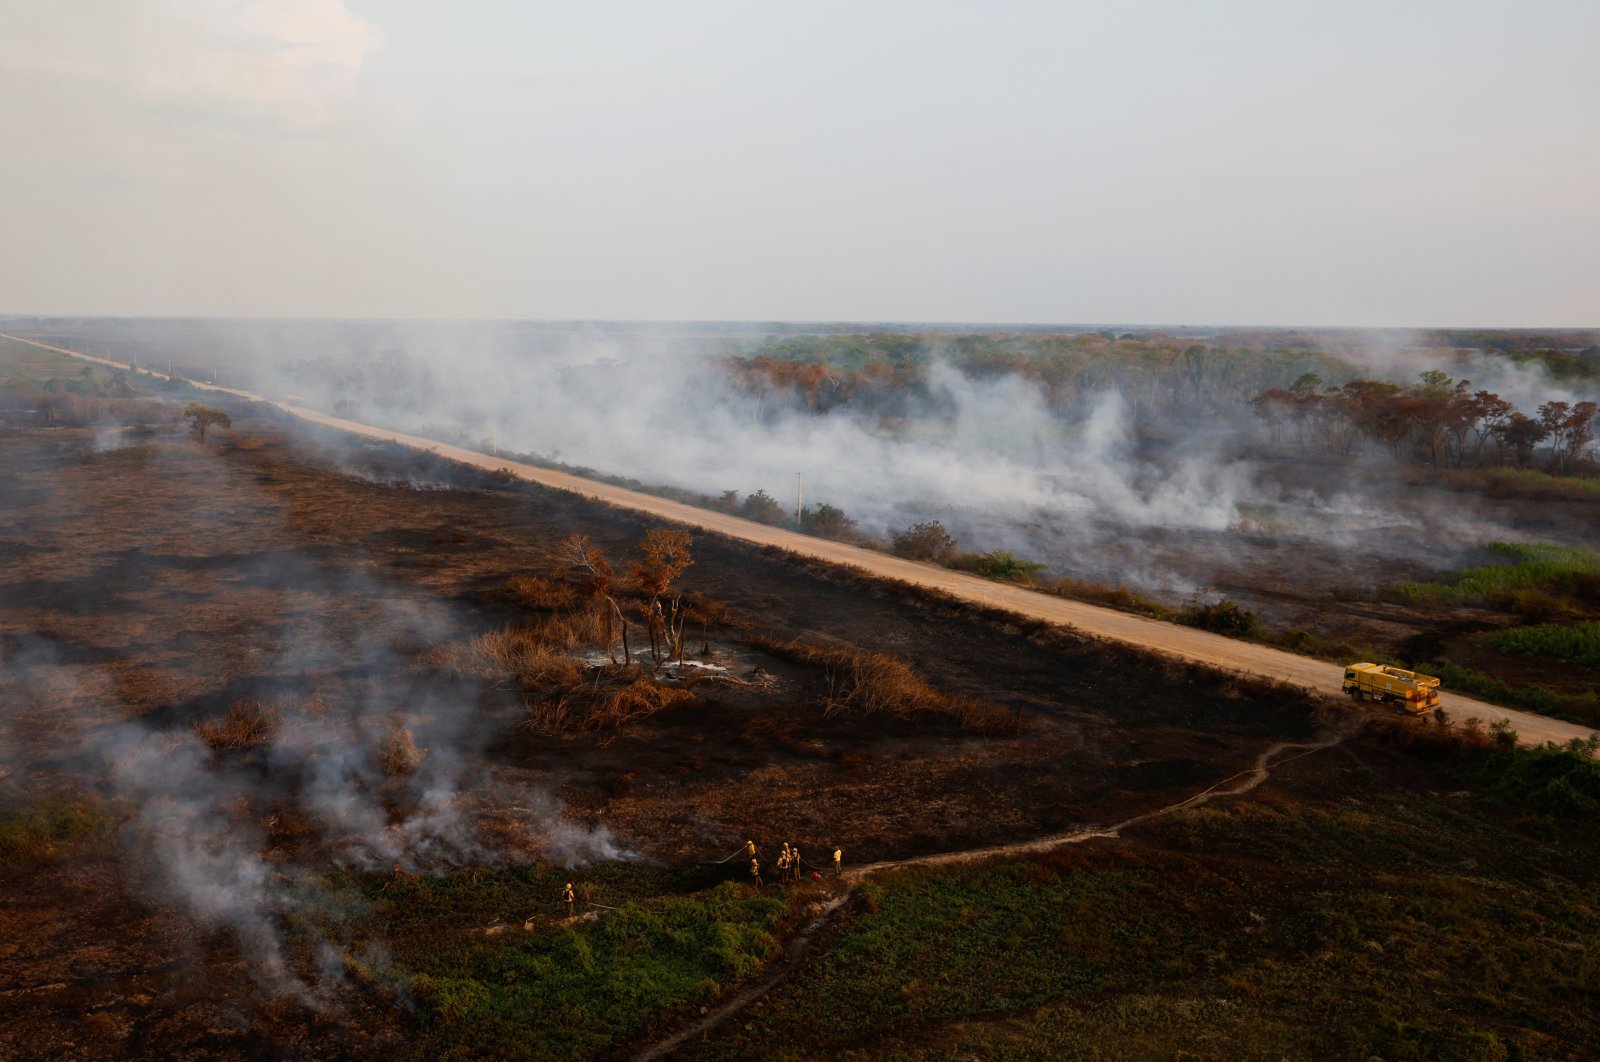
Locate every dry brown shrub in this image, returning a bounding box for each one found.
[1365,715,1492,759]
[524,652,586,690]
[766,642,942,718]
[947,694,1026,735]
[535,608,611,651]
[525,674,697,735]
[378,720,424,776]
[1043,577,1175,619]
[233,435,269,451]
[420,627,589,691]
[194,698,280,751]
[760,639,1020,732]
[525,697,576,736]
[507,575,577,611]
[821,650,943,718]
[680,592,751,631]
[589,678,696,729]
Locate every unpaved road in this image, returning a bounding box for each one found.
[7,332,1595,750]
[634,734,1348,1061]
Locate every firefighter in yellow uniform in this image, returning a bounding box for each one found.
[832,847,843,878]
[564,882,575,918]
[745,839,758,860]
[792,846,803,881]
[776,848,789,884]
[750,857,764,888]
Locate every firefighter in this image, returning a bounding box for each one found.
[832,846,843,878]
[563,882,575,918]
[750,857,764,889]
[776,847,789,884]
[792,846,803,882]
[745,839,758,860]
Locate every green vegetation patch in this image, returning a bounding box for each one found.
[1176,597,1266,639]
[1457,739,1600,820]
[317,863,788,1061]
[1476,467,1600,500]
[692,785,1600,1061]
[1422,658,1600,729]
[1490,620,1600,670]
[1391,541,1600,610]
[948,549,1048,584]
[0,800,107,870]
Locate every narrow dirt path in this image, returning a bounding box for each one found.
[632,733,1346,1061]
[7,330,1595,752]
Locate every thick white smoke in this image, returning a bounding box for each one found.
[0,436,626,1002]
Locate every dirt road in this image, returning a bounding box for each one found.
[6,331,1594,749]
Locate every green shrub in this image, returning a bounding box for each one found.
[800,503,858,541]
[1422,658,1600,729]
[388,877,786,1059]
[891,520,957,562]
[1391,542,1600,610]
[739,489,787,525]
[1456,739,1600,820]
[971,549,1046,583]
[1490,620,1600,669]
[1177,598,1265,639]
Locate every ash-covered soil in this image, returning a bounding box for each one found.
[0,416,1325,1059]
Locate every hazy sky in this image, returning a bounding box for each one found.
[2,1,1595,325]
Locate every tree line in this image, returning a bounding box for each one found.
[725,333,1346,422]
[1250,371,1598,473]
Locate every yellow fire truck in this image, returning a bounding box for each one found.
[1342,663,1441,714]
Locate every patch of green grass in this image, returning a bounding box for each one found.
[1391,541,1600,611]
[1458,739,1600,820]
[690,785,1600,1061]
[312,862,791,1061]
[947,549,1048,584]
[1478,467,1600,500]
[1489,620,1600,670]
[411,884,784,1060]
[1421,658,1600,729]
[1039,576,1176,620]
[0,801,107,870]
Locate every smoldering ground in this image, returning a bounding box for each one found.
[0,428,622,1004]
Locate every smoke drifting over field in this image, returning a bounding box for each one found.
[0,436,622,1001]
[208,321,1590,597]
[17,316,1596,594]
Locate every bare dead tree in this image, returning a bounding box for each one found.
[629,529,693,669]
[558,534,630,665]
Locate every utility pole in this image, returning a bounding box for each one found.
[795,472,803,526]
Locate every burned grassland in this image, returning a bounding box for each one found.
[7,396,1592,1060]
